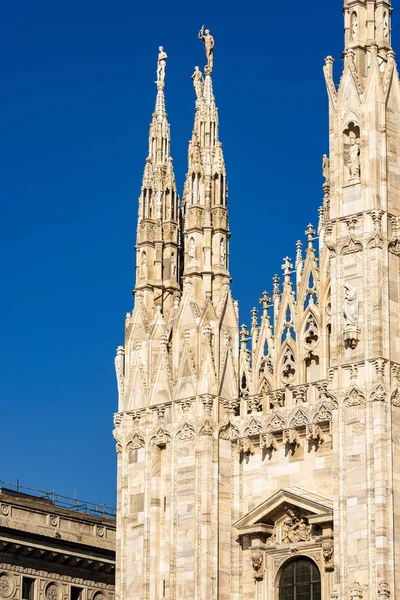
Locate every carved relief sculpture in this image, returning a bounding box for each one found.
[281,509,311,544]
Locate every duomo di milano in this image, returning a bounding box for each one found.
[112,1,400,600]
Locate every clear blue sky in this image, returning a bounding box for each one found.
[2,0,398,508]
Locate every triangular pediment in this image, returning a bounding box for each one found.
[234,487,333,535]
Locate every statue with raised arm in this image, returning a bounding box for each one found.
[156,46,167,89]
[191,66,204,100]
[198,25,214,75]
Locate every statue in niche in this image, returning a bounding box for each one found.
[141,252,148,279]
[322,154,329,181]
[383,13,389,39]
[170,253,176,277]
[348,133,360,180]
[343,282,358,329]
[351,14,358,40]
[281,509,311,544]
[191,66,204,100]
[198,26,214,75]
[189,238,195,262]
[156,46,167,88]
[220,238,226,265]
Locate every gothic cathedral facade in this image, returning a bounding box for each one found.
[113,1,400,599]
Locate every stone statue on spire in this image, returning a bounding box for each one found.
[198,26,214,75]
[191,66,204,99]
[156,46,167,89]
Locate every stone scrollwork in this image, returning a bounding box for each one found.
[219,421,239,441]
[177,422,195,441]
[350,583,364,600]
[290,407,309,428]
[127,432,145,451]
[344,385,366,407]
[260,432,278,452]
[266,412,286,433]
[370,383,386,402]
[306,423,324,445]
[199,418,214,436]
[244,416,263,437]
[150,427,171,447]
[283,428,301,450]
[0,505,9,517]
[378,583,390,600]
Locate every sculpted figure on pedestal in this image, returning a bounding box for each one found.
[348,134,360,179]
[198,25,214,75]
[191,66,204,99]
[141,252,148,279]
[189,237,195,262]
[322,153,329,181]
[156,46,167,88]
[343,282,358,329]
[220,238,226,265]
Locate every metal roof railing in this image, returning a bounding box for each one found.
[0,479,116,518]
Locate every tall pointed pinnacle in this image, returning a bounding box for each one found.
[134,46,180,316]
[182,27,230,304]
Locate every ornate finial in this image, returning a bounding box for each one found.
[156,46,167,90]
[198,25,214,75]
[191,66,204,100]
[295,240,303,269]
[259,291,271,317]
[305,223,316,250]
[251,307,258,330]
[281,257,293,283]
[273,274,280,299]
[240,323,249,344]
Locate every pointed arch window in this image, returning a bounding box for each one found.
[279,558,321,600]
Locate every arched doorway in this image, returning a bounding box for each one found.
[278,558,321,600]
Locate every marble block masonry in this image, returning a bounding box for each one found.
[113,2,400,599]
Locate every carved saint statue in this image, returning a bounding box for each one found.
[191,66,204,100]
[156,190,162,219]
[141,252,148,279]
[170,253,176,277]
[383,14,389,39]
[220,238,226,265]
[198,25,214,75]
[189,238,195,262]
[351,15,358,41]
[156,46,167,88]
[348,134,360,179]
[322,154,329,181]
[343,282,358,329]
